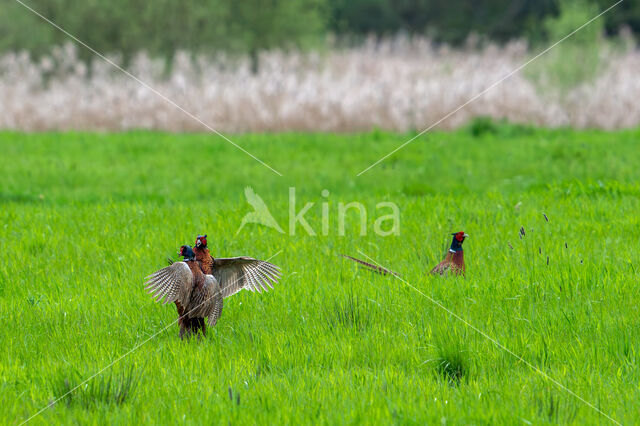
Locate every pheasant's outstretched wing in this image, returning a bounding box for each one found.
[144,262,193,307]
[208,290,224,326]
[188,275,223,326]
[340,254,400,277]
[212,257,282,298]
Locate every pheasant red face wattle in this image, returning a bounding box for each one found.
[195,235,208,248]
[454,231,468,242]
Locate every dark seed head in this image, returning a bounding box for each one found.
[546,256,549,265]
[538,247,541,254]
[565,242,568,249]
[508,242,514,250]
[228,387,233,401]
[519,226,526,237]
[543,213,549,222]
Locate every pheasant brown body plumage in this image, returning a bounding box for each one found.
[430,232,468,277]
[193,235,214,273]
[429,248,465,276]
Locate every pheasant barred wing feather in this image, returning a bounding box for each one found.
[212,257,282,298]
[208,292,224,327]
[144,262,193,307]
[203,275,223,327]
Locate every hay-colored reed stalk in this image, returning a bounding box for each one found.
[0,38,638,132]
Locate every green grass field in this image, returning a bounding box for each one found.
[1,125,639,424]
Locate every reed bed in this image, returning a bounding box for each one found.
[1,38,638,132]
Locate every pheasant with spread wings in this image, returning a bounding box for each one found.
[145,242,282,339]
[192,234,281,298]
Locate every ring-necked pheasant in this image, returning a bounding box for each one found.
[145,245,223,339]
[145,239,282,338]
[340,231,469,277]
[430,231,469,276]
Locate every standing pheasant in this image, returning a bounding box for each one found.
[340,231,469,277]
[145,245,223,339]
[430,231,469,276]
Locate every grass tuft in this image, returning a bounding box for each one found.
[432,345,469,386]
[324,292,372,332]
[50,366,140,408]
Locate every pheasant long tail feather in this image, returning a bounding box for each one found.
[339,254,400,277]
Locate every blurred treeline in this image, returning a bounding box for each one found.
[1,0,638,63]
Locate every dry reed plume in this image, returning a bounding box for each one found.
[1,38,638,132]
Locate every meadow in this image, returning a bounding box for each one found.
[0,124,639,424]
